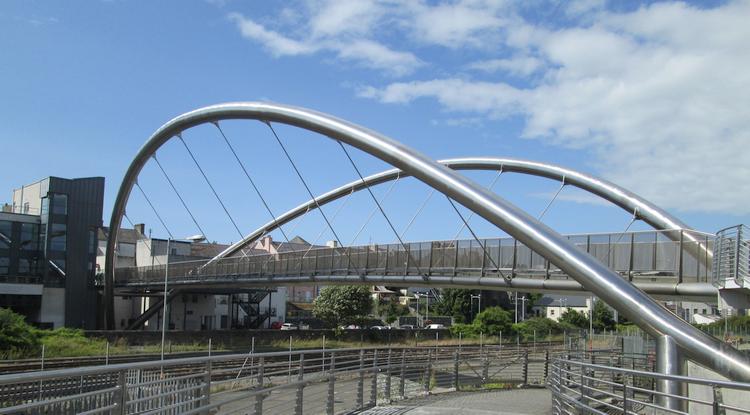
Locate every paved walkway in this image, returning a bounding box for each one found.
[360,389,553,415]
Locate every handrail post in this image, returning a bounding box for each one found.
[357,350,365,409]
[203,358,212,413]
[623,379,630,414]
[295,353,304,415]
[326,352,336,415]
[370,349,379,407]
[713,385,725,415]
[544,350,549,381]
[254,357,264,415]
[117,369,127,415]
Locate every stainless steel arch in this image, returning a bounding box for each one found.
[213,157,699,260]
[106,102,749,381]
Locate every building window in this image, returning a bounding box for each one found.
[52,194,68,215]
[40,197,49,217]
[20,223,38,251]
[0,257,9,275]
[550,309,555,316]
[50,223,67,251]
[18,258,32,275]
[0,221,11,249]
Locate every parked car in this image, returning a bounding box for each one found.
[370,325,390,330]
[280,323,299,330]
[426,323,445,329]
[270,321,283,330]
[399,325,415,330]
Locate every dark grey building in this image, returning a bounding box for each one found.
[1,176,104,329]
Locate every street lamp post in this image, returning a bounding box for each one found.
[471,293,482,320]
[160,238,171,362]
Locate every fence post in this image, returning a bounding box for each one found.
[385,348,392,403]
[254,357,264,415]
[117,370,127,415]
[357,350,365,409]
[295,354,304,415]
[453,350,460,391]
[370,349,379,407]
[480,353,490,386]
[326,352,336,415]
[423,350,432,395]
[522,352,529,386]
[544,350,550,380]
[399,349,406,398]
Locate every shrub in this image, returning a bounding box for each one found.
[0,308,40,358]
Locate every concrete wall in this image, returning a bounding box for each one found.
[39,287,65,328]
[686,361,749,414]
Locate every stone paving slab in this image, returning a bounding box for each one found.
[360,389,552,415]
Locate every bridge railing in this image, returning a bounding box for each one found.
[548,354,750,414]
[713,224,749,289]
[115,229,714,287]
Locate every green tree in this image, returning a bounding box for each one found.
[433,289,475,323]
[558,308,588,328]
[473,307,512,336]
[592,300,615,331]
[512,317,561,341]
[0,308,40,358]
[376,298,410,325]
[313,286,373,327]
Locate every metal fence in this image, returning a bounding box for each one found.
[713,224,749,289]
[0,344,570,415]
[115,229,714,288]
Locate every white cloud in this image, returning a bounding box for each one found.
[227,4,421,76]
[359,1,750,215]
[228,1,750,215]
[467,56,544,76]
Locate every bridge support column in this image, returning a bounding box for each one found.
[655,335,685,411]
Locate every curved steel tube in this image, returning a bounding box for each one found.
[106,102,749,381]
[212,157,702,260]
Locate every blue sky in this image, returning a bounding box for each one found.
[1,0,748,246]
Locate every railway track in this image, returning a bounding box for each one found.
[0,341,567,375]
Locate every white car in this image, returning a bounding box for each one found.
[280,323,298,330]
[426,324,445,329]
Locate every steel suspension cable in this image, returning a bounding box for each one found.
[350,174,400,247]
[152,154,210,241]
[177,134,244,239]
[446,196,509,282]
[300,189,356,259]
[213,122,292,245]
[453,170,503,240]
[264,122,360,273]
[337,142,428,278]
[538,177,566,221]
[249,206,313,259]
[399,188,435,242]
[265,122,348,250]
[134,181,174,240]
[607,208,640,266]
[123,213,161,266]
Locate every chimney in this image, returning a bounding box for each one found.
[134,223,145,236]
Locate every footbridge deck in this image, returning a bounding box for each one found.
[115,229,716,300]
